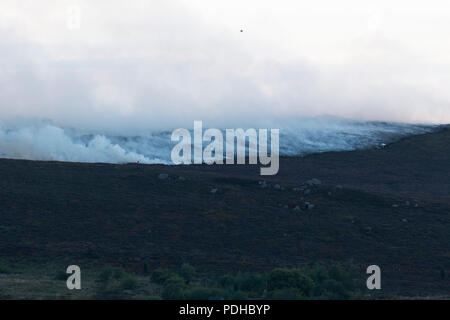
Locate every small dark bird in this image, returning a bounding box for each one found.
[240,29,243,32]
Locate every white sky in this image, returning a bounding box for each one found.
[1,0,450,131]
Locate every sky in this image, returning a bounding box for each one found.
[1,0,450,133]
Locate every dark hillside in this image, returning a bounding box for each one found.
[0,126,449,297]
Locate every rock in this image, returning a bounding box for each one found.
[303,189,311,195]
[158,173,169,180]
[210,188,218,194]
[305,202,314,210]
[258,181,267,188]
[402,218,408,223]
[306,178,322,186]
[274,184,281,190]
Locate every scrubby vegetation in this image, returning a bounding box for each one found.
[147,263,361,300]
[0,261,364,300]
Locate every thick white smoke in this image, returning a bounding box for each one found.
[0,118,435,164]
[0,123,161,163]
[0,1,448,162]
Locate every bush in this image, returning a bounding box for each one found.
[120,276,139,290]
[320,279,351,299]
[308,265,357,299]
[164,275,186,287]
[151,268,174,285]
[179,263,196,284]
[328,265,352,287]
[309,265,328,283]
[161,284,184,300]
[268,268,314,296]
[161,276,186,300]
[234,273,266,294]
[218,275,236,289]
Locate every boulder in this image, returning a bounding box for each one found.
[306,178,322,186]
[305,202,314,210]
[158,173,169,180]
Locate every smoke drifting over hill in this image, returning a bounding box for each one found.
[1,0,450,134]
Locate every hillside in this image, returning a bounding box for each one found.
[0,126,449,298]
